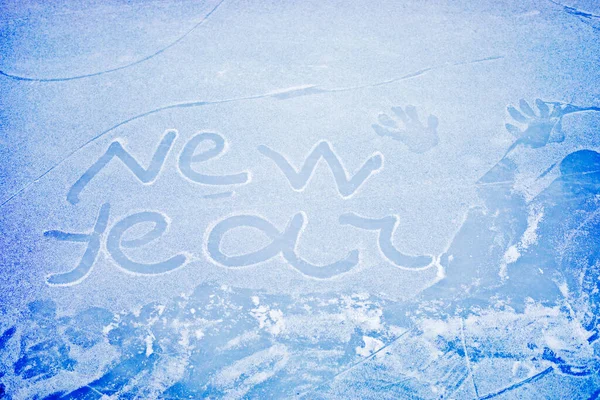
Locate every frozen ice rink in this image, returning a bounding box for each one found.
[1,0,600,398]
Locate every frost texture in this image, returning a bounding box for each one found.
[1,0,600,398]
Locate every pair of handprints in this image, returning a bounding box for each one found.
[373,99,587,154]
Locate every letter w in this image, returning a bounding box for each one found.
[257,141,383,198]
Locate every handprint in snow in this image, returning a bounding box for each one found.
[502,98,600,158]
[372,105,439,154]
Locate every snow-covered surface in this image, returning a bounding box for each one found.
[1,0,600,398]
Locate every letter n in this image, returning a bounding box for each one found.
[67,130,177,204]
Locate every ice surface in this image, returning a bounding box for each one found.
[1,0,600,398]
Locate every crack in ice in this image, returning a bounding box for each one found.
[0,55,504,210]
[0,0,228,82]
